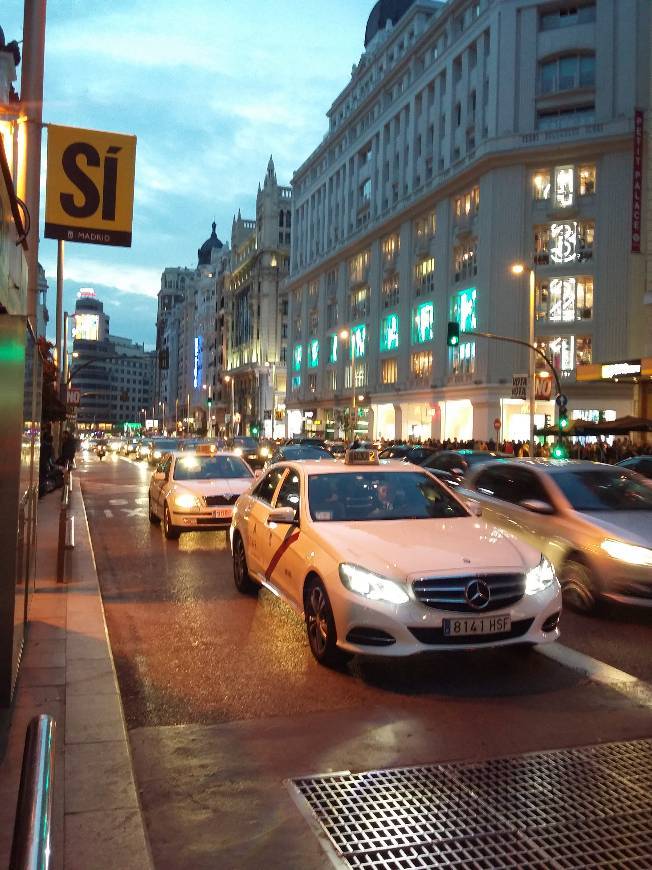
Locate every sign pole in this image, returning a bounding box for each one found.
[56,239,64,391]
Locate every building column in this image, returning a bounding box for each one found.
[393,403,404,441]
[472,398,502,443]
[366,406,375,441]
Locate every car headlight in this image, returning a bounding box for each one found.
[259,447,270,458]
[153,450,162,459]
[339,563,409,604]
[234,447,243,456]
[601,539,652,567]
[525,556,557,595]
[173,493,201,510]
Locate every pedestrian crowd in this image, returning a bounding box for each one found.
[376,436,652,463]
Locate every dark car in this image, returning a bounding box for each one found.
[226,436,267,468]
[266,444,336,468]
[617,456,652,479]
[378,444,438,464]
[286,436,328,449]
[421,449,508,484]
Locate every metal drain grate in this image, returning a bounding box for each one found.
[288,738,652,869]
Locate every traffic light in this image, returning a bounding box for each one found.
[447,322,460,347]
[551,441,568,459]
[207,398,212,408]
[558,400,569,432]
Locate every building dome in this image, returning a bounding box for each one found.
[197,221,223,266]
[364,0,415,47]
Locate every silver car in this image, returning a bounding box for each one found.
[463,460,652,612]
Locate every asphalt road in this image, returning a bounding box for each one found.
[78,451,652,869]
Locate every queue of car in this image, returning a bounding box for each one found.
[129,430,652,666]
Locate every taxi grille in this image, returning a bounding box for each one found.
[204,494,239,506]
[412,573,525,613]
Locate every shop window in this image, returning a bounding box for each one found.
[307,339,319,368]
[454,239,478,282]
[411,351,432,380]
[381,358,398,384]
[414,258,435,297]
[382,233,400,264]
[534,221,594,264]
[554,165,574,208]
[533,171,551,200]
[380,313,400,352]
[535,335,592,373]
[536,277,593,322]
[412,302,434,344]
[382,274,400,309]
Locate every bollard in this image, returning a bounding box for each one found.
[65,514,75,549]
[56,483,70,583]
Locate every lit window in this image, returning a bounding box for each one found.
[352,324,366,359]
[381,314,400,352]
[535,336,592,373]
[452,287,477,332]
[381,358,398,384]
[533,172,551,200]
[293,344,302,372]
[412,302,434,344]
[329,334,338,364]
[411,351,432,379]
[415,258,435,297]
[554,166,574,207]
[307,339,319,368]
[382,233,400,262]
[579,165,596,195]
[536,277,593,323]
[292,375,301,390]
[382,274,400,308]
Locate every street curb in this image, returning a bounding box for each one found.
[69,481,155,870]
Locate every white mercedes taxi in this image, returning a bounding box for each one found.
[230,448,562,666]
[149,447,256,539]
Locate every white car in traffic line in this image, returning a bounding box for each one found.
[229,450,562,667]
[149,449,256,539]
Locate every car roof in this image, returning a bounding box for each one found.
[478,458,621,475]
[271,459,427,474]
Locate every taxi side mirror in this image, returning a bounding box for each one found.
[153,471,165,481]
[267,506,298,525]
[519,499,554,515]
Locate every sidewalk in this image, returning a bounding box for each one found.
[0,478,153,870]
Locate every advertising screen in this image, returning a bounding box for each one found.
[73,313,99,341]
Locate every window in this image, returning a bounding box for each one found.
[415,258,435,297]
[579,165,596,195]
[454,239,478,282]
[327,298,338,328]
[411,351,432,379]
[275,471,300,512]
[474,466,552,506]
[381,358,398,384]
[292,374,301,390]
[359,178,371,205]
[415,211,436,241]
[349,249,370,284]
[536,277,593,322]
[539,54,595,95]
[449,288,477,376]
[307,339,319,368]
[254,468,285,504]
[537,105,595,130]
[554,165,574,208]
[535,335,592,373]
[308,374,317,392]
[454,186,480,220]
[349,286,370,319]
[382,274,400,309]
[328,368,338,391]
[352,324,366,359]
[412,302,434,344]
[293,344,302,372]
[540,4,596,31]
[329,334,338,364]
[533,171,551,200]
[534,221,594,264]
[382,233,400,263]
[380,313,400,352]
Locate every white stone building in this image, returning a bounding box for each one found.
[285,0,652,442]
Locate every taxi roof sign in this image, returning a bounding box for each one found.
[345,446,379,465]
[195,444,217,455]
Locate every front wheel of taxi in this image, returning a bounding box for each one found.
[304,577,351,668]
[163,502,181,540]
[232,533,258,595]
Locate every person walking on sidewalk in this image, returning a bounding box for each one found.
[59,429,77,469]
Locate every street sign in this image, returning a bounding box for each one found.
[67,388,80,406]
[511,374,527,400]
[555,393,568,407]
[512,374,554,402]
[45,125,137,247]
[493,418,501,431]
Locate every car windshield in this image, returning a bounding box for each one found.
[173,455,253,481]
[151,439,178,450]
[282,446,334,460]
[308,471,468,521]
[554,468,652,512]
[233,438,258,449]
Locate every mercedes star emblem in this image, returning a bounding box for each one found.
[465,578,491,610]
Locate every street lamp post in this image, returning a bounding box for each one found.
[339,329,356,442]
[511,263,536,458]
[224,375,235,438]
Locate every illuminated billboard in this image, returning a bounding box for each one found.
[73,313,99,341]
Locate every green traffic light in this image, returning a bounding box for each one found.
[551,442,568,459]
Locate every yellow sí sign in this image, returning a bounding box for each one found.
[45,124,136,247]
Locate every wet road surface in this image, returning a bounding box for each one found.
[78,452,652,868]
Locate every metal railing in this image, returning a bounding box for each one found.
[10,714,57,870]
